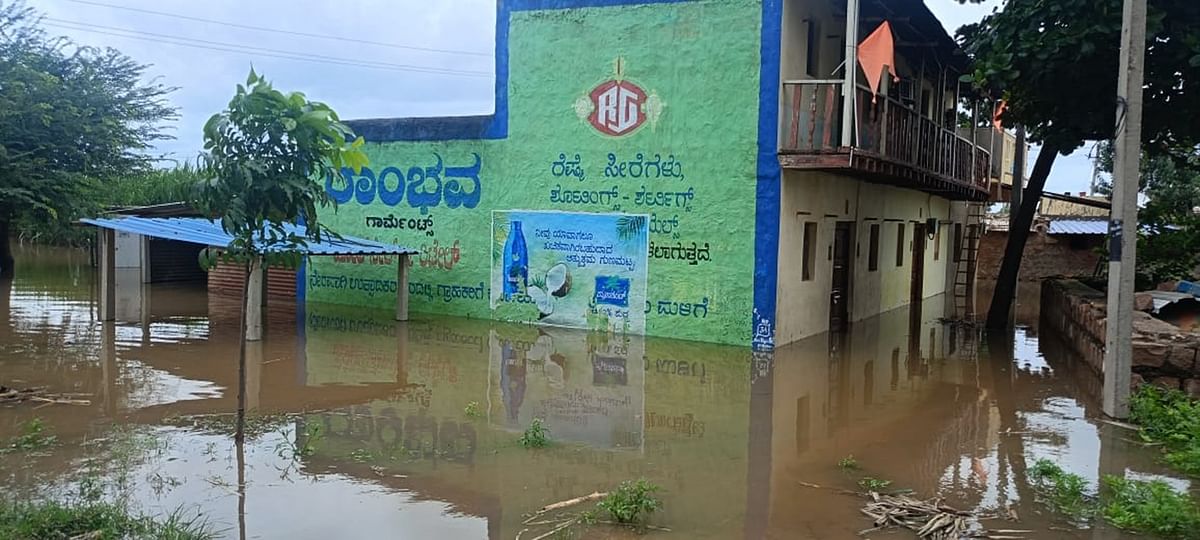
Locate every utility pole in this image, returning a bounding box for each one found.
[1103,0,1147,419]
[1008,125,1027,325]
[1009,126,1026,229]
[841,0,860,148]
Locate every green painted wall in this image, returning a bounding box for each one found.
[308,0,764,346]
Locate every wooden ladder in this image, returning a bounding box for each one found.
[953,204,986,320]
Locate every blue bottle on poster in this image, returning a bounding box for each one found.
[503,220,528,299]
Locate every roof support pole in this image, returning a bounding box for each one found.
[841,0,860,148]
[99,228,116,322]
[396,254,410,322]
[245,257,263,341]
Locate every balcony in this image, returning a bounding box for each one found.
[778,81,991,201]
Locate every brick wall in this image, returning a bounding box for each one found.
[978,230,1103,281]
[1041,279,1200,397]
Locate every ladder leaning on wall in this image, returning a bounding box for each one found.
[953,203,985,321]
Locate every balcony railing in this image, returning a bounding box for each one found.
[781,80,991,196]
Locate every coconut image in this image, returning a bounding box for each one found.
[527,286,554,318]
[546,263,572,298]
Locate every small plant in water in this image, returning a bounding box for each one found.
[519,418,550,448]
[1102,475,1200,538]
[1027,459,1095,520]
[5,418,57,452]
[464,401,482,419]
[1129,385,1200,476]
[838,455,860,470]
[857,477,892,492]
[598,479,662,525]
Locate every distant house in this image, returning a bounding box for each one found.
[978,192,1109,281]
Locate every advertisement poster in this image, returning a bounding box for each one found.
[491,210,649,334]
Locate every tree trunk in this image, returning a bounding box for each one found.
[0,218,14,280]
[986,145,1061,328]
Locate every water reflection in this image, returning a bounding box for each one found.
[0,247,1187,539]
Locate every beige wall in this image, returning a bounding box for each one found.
[775,170,955,345]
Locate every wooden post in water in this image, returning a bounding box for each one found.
[99,228,116,322]
[396,254,410,322]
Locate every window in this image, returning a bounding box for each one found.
[952,223,963,263]
[802,222,817,281]
[933,225,941,261]
[805,20,821,77]
[895,223,905,267]
[867,224,880,271]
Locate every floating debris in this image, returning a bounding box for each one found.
[859,491,1012,539]
[0,386,90,406]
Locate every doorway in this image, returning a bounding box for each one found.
[829,221,855,333]
[910,223,926,304]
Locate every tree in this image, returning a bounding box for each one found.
[957,0,1200,327]
[196,69,367,442]
[0,1,177,278]
[1096,143,1200,287]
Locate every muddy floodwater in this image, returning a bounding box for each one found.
[0,246,1188,539]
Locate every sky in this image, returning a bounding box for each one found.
[27,0,1096,194]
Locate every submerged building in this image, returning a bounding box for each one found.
[309,0,1000,348]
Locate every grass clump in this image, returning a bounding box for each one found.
[0,500,214,539]
[3,418,57,453]
[1129,385,1200,476]
[464,401,482,419]
[1102,475,1200,539]
[837,455,859,471]
[598,479,662,525]
[1027,459,1094,519]
[857,477,892,492]
[519,418,550,448]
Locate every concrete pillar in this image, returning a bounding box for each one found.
[139,235,151,284]
[245,258,264,341]
[98,228,116,322]
[396,254,409,322]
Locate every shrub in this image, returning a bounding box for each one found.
[519,418,550,448]
[598,479,662,524]
[1102,475,1200,538]
[1027,459,1094,519]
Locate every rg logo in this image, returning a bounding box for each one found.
[588,80,646,136]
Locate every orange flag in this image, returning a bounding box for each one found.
[857,21,898,102]
[992,100,1008,131]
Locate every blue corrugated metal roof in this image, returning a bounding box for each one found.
[82,216,416,256]
[1047,219,1108,235]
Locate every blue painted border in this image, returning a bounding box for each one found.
[331,0,783,348]
[752,0,782,350]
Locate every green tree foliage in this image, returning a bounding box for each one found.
[197,69,367,268]
[15,166,204,246]
[1096,143,1200,286]
[957,0,1200,325]
[0,1,177,277]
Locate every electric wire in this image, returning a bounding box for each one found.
[42,20,491,78]
[64,0,493,58]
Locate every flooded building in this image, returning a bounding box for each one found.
[311,0,999,348]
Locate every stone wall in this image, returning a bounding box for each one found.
[979,230,1104,281]
[1041,279,1200,397]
